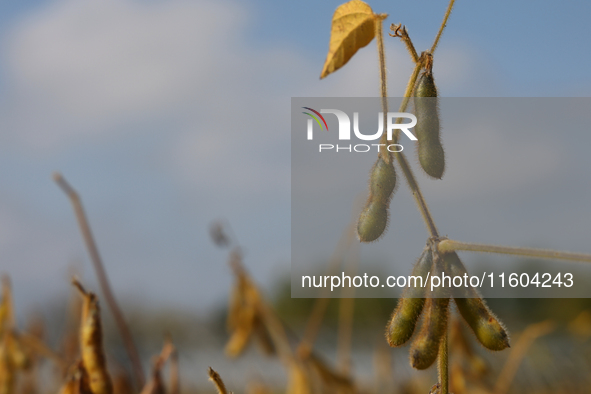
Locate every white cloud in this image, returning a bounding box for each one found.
[3,0,247,150]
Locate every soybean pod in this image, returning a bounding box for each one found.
[409,260,450,370]
[444,252,510,351]
[414,70,445,179]
[387,247,433,347]
[75,281,113,394]
[409,297,449,370]
[357,156,396,242]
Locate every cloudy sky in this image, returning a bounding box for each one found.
[1,0,590,316]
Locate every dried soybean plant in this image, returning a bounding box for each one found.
[211,222,356,394]
[317,0,591,392]
[70,279,113,394]
[0,276,71,393]
[0,276,33,394]
[54,173,145,389]
[63,278,177,394]
[140,337,179,394]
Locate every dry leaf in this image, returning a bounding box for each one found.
[320,0,380,79]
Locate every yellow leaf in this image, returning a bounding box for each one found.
[320,0,378,79]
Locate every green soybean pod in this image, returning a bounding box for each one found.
[409,258,450,370]
[414,71,445,179]
[357,156,396,243]
[387,247,433,347]
[369,155,396,203]
[444,252,510,351]
[409,297,450,370]
[357,201,388,243]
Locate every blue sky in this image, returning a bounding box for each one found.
[0,0,590,317]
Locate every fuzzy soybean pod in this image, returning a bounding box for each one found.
[444,252,510,351]
[76,284,113,394]
[409,296,450,370]
[357,156,396,243]
[414,71,445,179]
[409,258,450,370]
[386,247,433,347]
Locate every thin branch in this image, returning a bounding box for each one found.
[437,329,449,394]
[255,297,296,364]
[430,0,456,54]
[394,151,439,237]
[494,320,555,394]
[374,13,391,165]
[375,14,388,104]
[71,278,87,296]
[140,339,176,394]
[336,241,360,375]
[53,172,145,388]
[298,218,356,359]
[208,367,229,394]
[390,24,419,63]
[378,61,423,153]
[437,239,591,263]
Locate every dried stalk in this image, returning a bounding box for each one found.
[53,173,145,388]
[208,367,229,394]
[494,320,555,394]
[298,220,356,358]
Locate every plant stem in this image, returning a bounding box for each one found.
[337,241,360,375]
[493,321,555,394]
[374,13,391,164]
[395,152,439,237]
[378,61,422,153]
[208,367,229,394]
[390,24,419,63]
[437,239,591,263]
[337,297,355,374]
[428,1,455,389]
[53,173,146,389]
[298,221,356,358]
[375,3,455,389]
[375,14,388,104]
[438,331,449,394]
[430,0,456,54]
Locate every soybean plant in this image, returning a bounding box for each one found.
[318,1,591,392]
